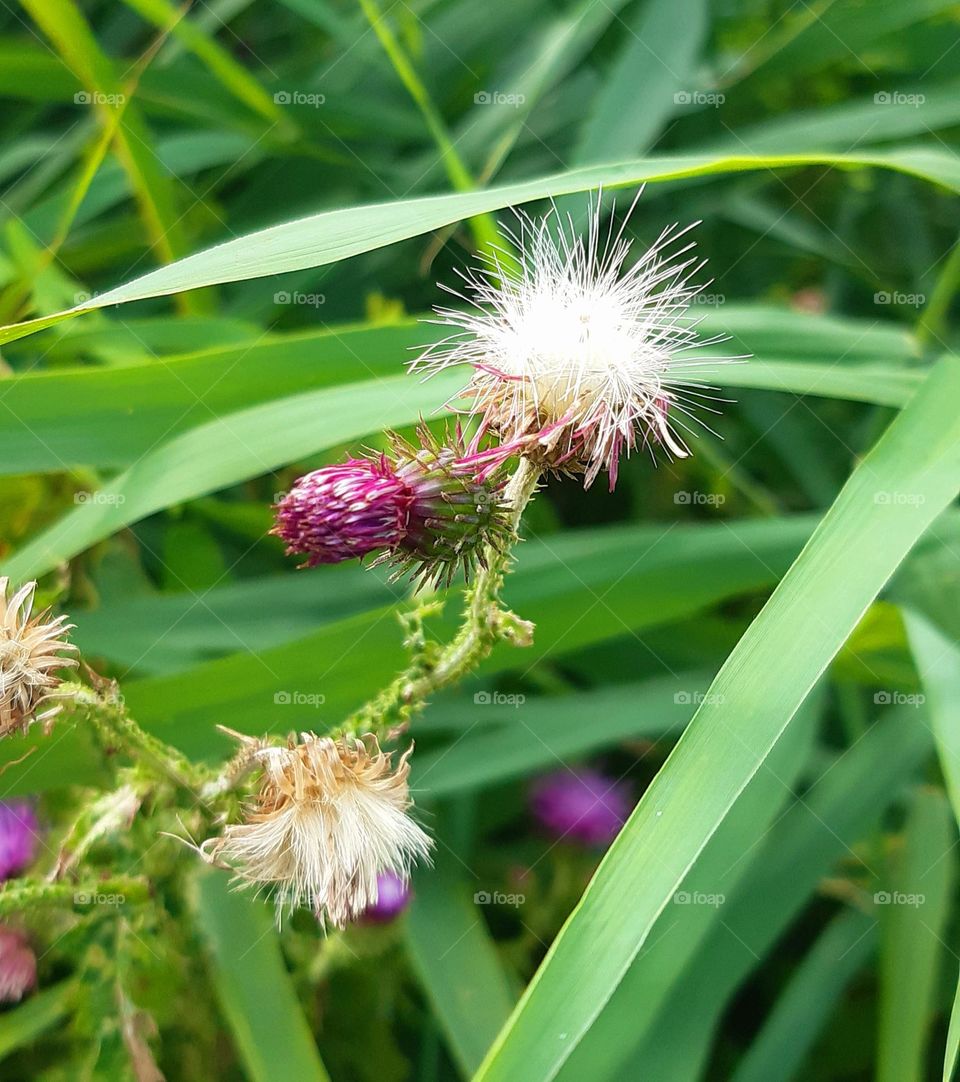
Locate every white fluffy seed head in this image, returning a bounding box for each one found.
[206,732,432,928]
[414,193,740,488]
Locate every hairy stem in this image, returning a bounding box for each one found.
[69,684,206,794]
[0,876,150,917]
[343,457,541,736]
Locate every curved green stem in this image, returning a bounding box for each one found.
[343,458,542,737]
[0,875,150,917]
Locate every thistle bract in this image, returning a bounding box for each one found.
[414,195,738,489]
[273,427,513,586]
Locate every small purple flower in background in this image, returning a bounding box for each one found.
[0,928,36,1003]
[529,768,633,847]
[362,870,412,924]
[0,801,38,880]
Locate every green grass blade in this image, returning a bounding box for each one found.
[904,613,960,1082]
[1,148,958,345]
[568,705,934,1079]
[191,870,331,1082]
[731,910,877,1082]
[0,981,75,1058]
[877,787,955,1082]
[473,357,960,1082]
[404,851,517,1076]
[0,370,461,582]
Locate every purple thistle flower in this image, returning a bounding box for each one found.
[0,928,36,1002]
[0,801,38,880]
[361,870,411,923]
[272,426,514,587]
[273,458,411,567]
[529,768,632,847]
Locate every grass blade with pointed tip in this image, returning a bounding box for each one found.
[473,355,960,1082]
[1,148,958,346]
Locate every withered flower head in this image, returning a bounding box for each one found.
[205,732,432,928]
[0,578,78,737]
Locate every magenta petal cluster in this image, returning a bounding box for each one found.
[529,768,632,847]
[273,427,513,586]
[362,870,412,923]
[0,801,38,880]
[274,457,410,567]
[0,928,36,1003]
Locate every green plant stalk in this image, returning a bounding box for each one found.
[0,876,150,917]
[69,684,207,793]
[355,0,502,257]
[343,457,541,737]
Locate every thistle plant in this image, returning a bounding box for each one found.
[0,194,734,1070]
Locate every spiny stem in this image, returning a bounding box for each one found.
[343,458,541,737]
[0,876,150,917]
[69,684,207,794]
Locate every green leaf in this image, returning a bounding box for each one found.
[903,613,960,1082]
[0,981,75,1059]
[413,672,710,796]
[0,308,920,476]
[877,787,955,1082]
[568,705,934,1079]
[191,869,331,1082]
[473,356,960,1082]
[730,910,877,1082]
[404,850,518,1077]
[0,370,462,582]
[1,148,958,345]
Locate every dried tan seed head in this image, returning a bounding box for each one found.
[0,578,78,738]
[205,732,432,928]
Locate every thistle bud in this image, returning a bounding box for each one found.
[204,732,432,929]
[273,427,512,586]
[0,579,78,737]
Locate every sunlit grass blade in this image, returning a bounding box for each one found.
[473,356,960,1082]
[0,148,958,345]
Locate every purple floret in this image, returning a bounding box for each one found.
[0,801,39,880]
[529,768,632,847]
